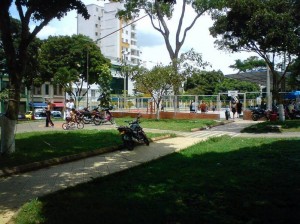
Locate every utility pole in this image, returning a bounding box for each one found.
[86,49,89,108]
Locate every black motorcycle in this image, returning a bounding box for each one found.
[79,107,100,124]
[117,116,150,150]
[251,108,271,121]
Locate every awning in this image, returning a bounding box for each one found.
[53,103,64,107]
[29,102,47,108]
[286,91,300,99]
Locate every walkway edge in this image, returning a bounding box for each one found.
[0,135,172,178]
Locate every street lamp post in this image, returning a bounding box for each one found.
[122,51,130,109]
[86,50,89,108]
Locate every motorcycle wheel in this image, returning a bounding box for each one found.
[141,133,150,146]
[77,122,84,129]
[252,114,259,121]
[94,117,101,125]
[83,117,91,124]
[62,123,69,130]
[122,136,134,150]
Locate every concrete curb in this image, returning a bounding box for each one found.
[0,135,172,178]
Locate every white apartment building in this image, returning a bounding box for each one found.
[77,1,142,95]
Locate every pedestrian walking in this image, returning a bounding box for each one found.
[45,101,54,127]
[231,100,237,119]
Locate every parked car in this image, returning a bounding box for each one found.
[25,111,33,120]
[34,112,47,119]
[18,113,26,120]
[51,111,62,118]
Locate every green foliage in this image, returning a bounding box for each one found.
[14,136,300,223]
[209,0,300,94]
[184,70,224,95]
[214,77,260,94]
[287,58,300,91]
[98,64,113,107]
[229,56,266,73]
[39,34,111,97]
[132,64,177,113]
[0,0,90,122]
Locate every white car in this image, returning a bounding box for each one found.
[51,111,62,118]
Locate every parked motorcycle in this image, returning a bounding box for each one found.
[286,109,300,119]
[117,115,150,150]
[94,107,115,125]
[79,107,100,124]
[251,108,272,121]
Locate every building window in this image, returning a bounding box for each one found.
[45,84,49,95]
[34,86,41,95]
[91,90,96,97]
[95,24,98,28]
[95,32,98,36]
[96,7,98,11]
[126,30,128,34]
[53,85,63,96]
[98,16,101,20]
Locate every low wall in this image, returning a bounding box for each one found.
[112,111,220,120]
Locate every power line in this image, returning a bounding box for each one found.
[94,14,148,43]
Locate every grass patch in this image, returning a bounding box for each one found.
[0,130,167,169]
[115,117,218,132]
[241,120,300,133]
[13,136,300,224]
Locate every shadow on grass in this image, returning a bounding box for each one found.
[15,137,300,224]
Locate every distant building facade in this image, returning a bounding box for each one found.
[77,1,142,95]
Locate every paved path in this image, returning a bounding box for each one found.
[0,119,299,223]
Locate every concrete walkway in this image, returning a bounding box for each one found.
[0,119,299,223]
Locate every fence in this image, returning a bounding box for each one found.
[71,91,278,112]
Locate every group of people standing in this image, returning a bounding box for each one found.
[230,100,243,119]
[190,101,211,113]
[44,98,76,127]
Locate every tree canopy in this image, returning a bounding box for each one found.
[39,34,111,99]
[209,0,300,95]
[0,0,89,154]
[229,56,266,73]
[131,64,176,119]
[116,0,225,95]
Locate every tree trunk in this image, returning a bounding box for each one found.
[0,115,16,155]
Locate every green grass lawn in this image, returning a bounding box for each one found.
[13,136,300,224]
[242,119,300,133]
[0,118,217,169]
[115,117,219,132]
[0,130,167,169]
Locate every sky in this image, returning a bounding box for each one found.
[34,0,256,75]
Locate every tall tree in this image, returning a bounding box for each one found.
[132,64,176,119]
[39,34,111,104]
[209,0,300,100]
[117,0,225,94]
[0,0,89,154]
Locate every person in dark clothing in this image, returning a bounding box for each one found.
[231,100,237,119]
[45,101,54,127]
[236,100,243,118]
